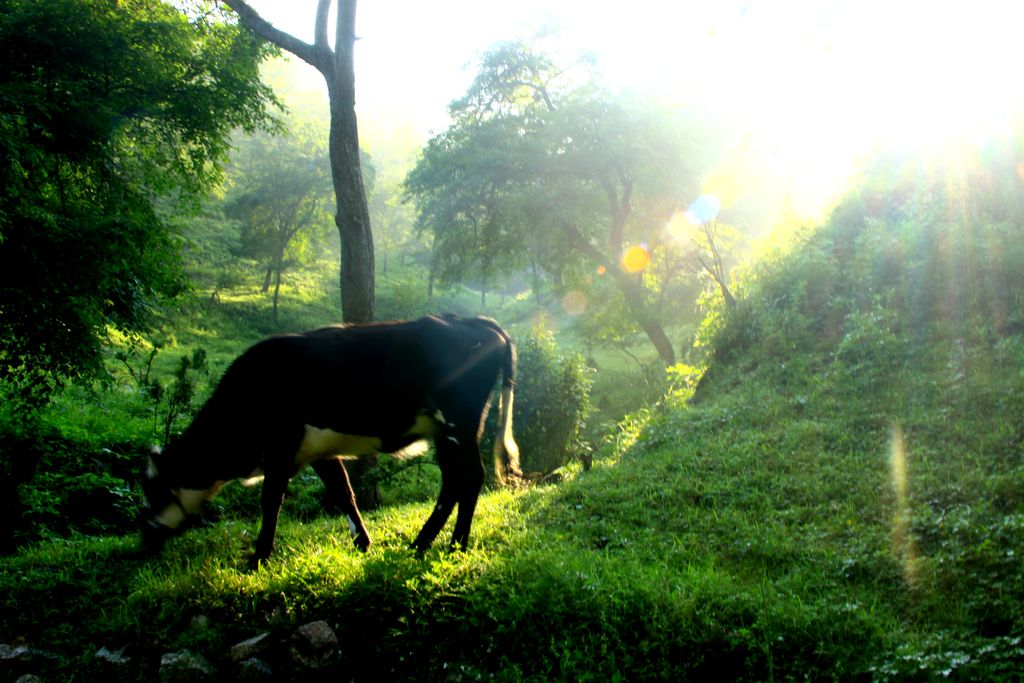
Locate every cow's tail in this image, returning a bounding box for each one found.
[487,320,522,485]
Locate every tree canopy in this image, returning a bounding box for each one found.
[405,41,714,364]
[0,0,278,400]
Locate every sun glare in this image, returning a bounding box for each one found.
[684,195,722,226]
[664,2,1024,223]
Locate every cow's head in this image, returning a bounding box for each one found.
[139,446,218,552]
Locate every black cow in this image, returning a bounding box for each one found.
[140,314,520,565]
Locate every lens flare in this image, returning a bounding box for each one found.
[621,245,651,273]
[684,194,722,225]
[562,290,588,316]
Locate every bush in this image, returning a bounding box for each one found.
[503,324,592,475]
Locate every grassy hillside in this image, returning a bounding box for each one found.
[2,143,1023,680]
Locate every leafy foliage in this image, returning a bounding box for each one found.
[681,138,1024,678]
[0,0,278,396]
[505,323,593,475]
[0,14,1021,680]
[700,140,1024,381]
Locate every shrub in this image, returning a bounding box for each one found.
[501,324,592,475]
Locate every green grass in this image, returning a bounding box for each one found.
[5,324,1021,680]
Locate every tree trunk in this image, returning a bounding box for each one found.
[272,268,282,324]
[223,0,375,325]
[530,258,542,307]
[427,257,437,300]
[563,220,677,365]
[328,77,375,323]
[616,275,676,365]
[261,267,272,293]
[640,319,676,366]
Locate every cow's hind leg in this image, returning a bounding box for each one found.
[251,471,289,568]
[312,458,371,551]
[450,444,485,551]
[410,438,462,554]
[411,431,485,554]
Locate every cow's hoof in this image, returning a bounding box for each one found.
[247,554,270,571]
[353,534,371,553]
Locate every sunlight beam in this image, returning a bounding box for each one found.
[888,423,919,587]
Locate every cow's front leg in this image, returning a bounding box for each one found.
[312,458,371,551]
[251,471,289,568]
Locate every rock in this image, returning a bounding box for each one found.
[94,646,133,676]
[288,620,338,670]
[159,649,216,682]
[0,643,59,676]
[15,674,43,683]
[236,657,274,680]
[229,632,273,662]
[0,643,27,664]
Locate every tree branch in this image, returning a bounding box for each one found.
[561,220,615,274]
[314,0,331,51]
[598,175,627,256]
[221,0,326,71]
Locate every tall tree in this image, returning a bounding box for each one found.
[0,0,277,400]
[547,95,695,365]
[407,42,706,365]
[222,0,375,323]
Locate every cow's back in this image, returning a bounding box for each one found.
[163,315,510,482]
[287,316,509,431]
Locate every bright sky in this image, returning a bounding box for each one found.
[241,0,1024,222]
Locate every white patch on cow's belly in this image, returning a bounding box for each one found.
[392,439,429,460]
[407,414,441,439]
[154,502,187,529]
[156,482,225,529]
[390,414,441,460]
[295,425,382,469]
